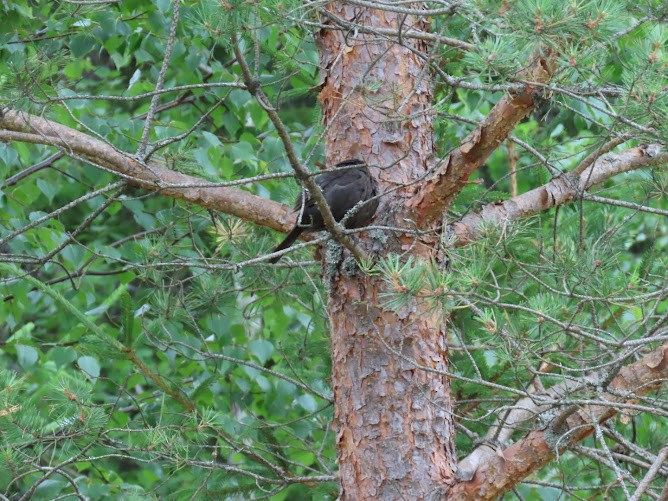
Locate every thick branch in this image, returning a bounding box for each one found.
[456,376,587,482]
[450,342,668,500]
[413,51,557,226]
[452,144,667,244]
[0,108,293,233]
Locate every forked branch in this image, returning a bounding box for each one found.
[413,51,557,226]
[451,342,668,500]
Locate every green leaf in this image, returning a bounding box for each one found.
[49,347,78,367]
[229,141,256,163]
[77,356,100,381]
[128,69,142,90]
[201,131,222,148]
[7,322,35,343]
[70,34,96,57]
[16,344,38,368]
[297,394,317,413]
[156,0,171,14]
[249,339,274,365]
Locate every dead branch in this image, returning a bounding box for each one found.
[3,151,65,187]
[452,144,666,244]
[450,342,668,500]
[0,108,294,233]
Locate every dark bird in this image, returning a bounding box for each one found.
[269,159,379,263]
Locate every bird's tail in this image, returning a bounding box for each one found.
[269,226,303,263]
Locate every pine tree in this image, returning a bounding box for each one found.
[0,0,666,498]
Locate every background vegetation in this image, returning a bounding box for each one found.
[0,0,666,499]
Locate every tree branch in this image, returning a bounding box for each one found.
[137,0,180,158]
[0,108,294,233]
[413,51,557,226]
[450,342,668,500]
[317,7,475,51]
[2,151,65,187]
[630,447,668,501]
[453,144,667,245]
[231,34,369,263]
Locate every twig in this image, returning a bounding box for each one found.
[630,447,668,501]
[507,141,518,197]
[137,0,181,158]
[582,193,668,217]
[3,151,65,187]
[0,181,126,248]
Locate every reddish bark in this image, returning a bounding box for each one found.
[450,343,668,500]
[317,5,456,498]
[412,52,557,227]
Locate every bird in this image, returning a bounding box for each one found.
[269,159,379,263]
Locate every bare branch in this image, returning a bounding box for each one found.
[453,145,667,244]
[582,193,668,217]
[450,342,668,500]
[137,0,180,158]
[0,108,294,233]
[328,0,461,16]
[630,447,668,501]
[317,7,475,51]
[572,135,630,176]
[3,151,64,187]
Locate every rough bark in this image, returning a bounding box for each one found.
[412,52,557,227]
[317,6,456,499]
[450,342,668,499]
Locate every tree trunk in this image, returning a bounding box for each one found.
[317,5,457,498]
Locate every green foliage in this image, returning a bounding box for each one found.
[1,0,667,498]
